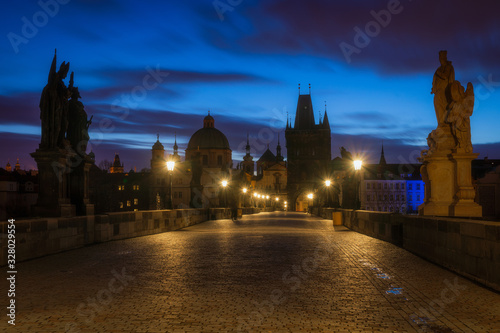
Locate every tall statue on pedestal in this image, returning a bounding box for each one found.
[31,50,94,217]
[419,51,481,217]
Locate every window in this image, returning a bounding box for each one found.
[133,185,140,190]
[217,155,222,165]
[118,185,124,191]
[119,202,123,208]
[390,195,394,201]
[401,184,405,190]
[384,195,388,201]
[384,183,388,190]
[402,195,405,200]
[396,194,400,201]
[409,183,413,190]
[396,183,400,190]
[127,201,131,207]
[390,184,393,189]
[367,194,371,201]
[367,183,370,189]
[416,183,421,190]
[378,183,381,189]
[179,191,182,198]
[409,194,413,201]
[134,198,138,205]
[378,195,382,201]
[417,194,421,201]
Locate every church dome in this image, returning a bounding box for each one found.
[152,134,164,150]
[186,112,230,150]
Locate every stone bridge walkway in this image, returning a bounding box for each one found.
[1,212,499,332]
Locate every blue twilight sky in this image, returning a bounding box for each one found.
[1,0,499,171]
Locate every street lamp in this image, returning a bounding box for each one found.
[353,160,363,209]
[166,160,175,209]
[325,180,332,207]
[221,180,228,207]
[307,193,313,213]
[354,160,362,171]
[242,187,247,207]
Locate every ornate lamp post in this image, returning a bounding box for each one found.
[353,160,362,209]
[325,180,332,207]
[221,180,228,207]
[307,193,313,213]
[242,187,247,208]
[166,160,175,209]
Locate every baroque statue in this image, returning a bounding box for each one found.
[446,81,474,153]
[67,72,92,155]
[39,49,70,149]
[431,50,455,127]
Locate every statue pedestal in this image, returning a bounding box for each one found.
[31,149,76,217]
[419,151,482,217]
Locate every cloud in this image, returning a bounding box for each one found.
[210,0,500,74]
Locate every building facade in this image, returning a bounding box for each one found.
[285,91,331,211]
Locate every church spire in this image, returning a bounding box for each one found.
[245,132,251,155]
[323,102,330,129]
[379,143,387,165]
[276,132,283,162]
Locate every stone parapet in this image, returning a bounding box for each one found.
[315,208,500,291]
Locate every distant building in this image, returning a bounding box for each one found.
[286,90,331,211]
[252,138,287,208]
[360,146,423,214]
[185,112,233,208]
[473,158,500,218]
[0,161,38,220]
[109,154,124,173]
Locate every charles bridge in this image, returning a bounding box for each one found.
[1,209,499,332]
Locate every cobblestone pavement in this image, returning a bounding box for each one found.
[2,212,500,332]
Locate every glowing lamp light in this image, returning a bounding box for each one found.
[307,193,313,199]
[354,160,362,171]
[266,195,270,199]
[221,180,228,187]
[166,161,175,172]
[325,180,331,187]
[242,188,247,193]
[275,197,279,201]
[254,193,258,197]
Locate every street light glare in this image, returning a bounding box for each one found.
[354,160,362,171]
[166,161,175,171]
[325,180,331,187]
[242,188,247,193]
[307,193,313,199]
[221,180,228,187]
